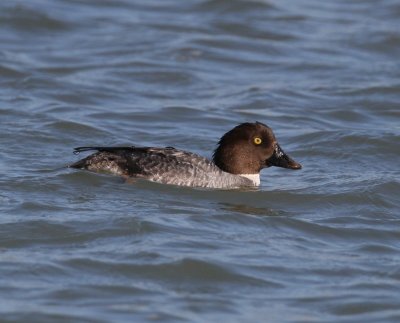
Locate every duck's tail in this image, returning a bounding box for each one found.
[69,146,135,174]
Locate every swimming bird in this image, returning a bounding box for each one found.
[70,122,301,189]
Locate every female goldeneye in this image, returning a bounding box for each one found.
[70,122,301,189]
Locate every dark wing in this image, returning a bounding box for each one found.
[70,146,218,181]
[74,146,139,155]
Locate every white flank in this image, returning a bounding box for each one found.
[239,174,260,186]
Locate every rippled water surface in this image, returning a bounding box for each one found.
[1,0,400,322]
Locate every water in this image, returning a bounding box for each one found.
[1,0,399,321]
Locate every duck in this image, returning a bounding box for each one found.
[69,122,301,189]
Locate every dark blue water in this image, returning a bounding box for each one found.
[1,0,399,322]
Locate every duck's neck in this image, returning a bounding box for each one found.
[238,174,260,186]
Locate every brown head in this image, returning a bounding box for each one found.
[213,122,301,174]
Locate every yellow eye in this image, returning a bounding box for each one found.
[254,137,262,145]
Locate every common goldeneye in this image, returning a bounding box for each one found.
[70,122,301,189]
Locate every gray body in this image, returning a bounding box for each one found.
[70,147,253,189]
[70,122,302,189]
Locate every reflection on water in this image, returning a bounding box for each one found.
[220,203,286,217]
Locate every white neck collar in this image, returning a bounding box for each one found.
[239,174,260,186]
